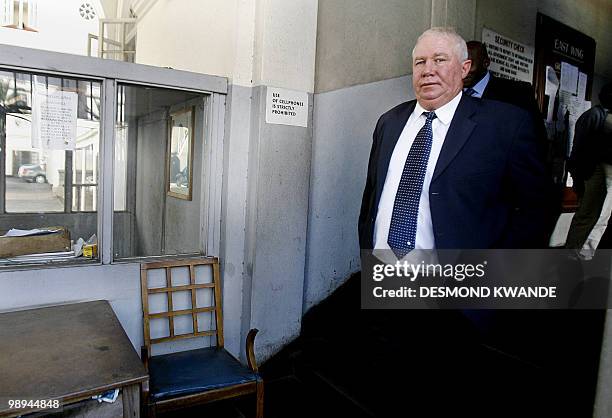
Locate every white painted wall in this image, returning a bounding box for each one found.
[252,0,317,92]
[304,76,413,310]
[134,0,318,92]
[134,0,238,80]
[0,263,144,350]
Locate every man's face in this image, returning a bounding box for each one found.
[412,34,471,110]
[463,45,489,87]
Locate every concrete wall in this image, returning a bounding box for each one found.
[314,0,430,93]
[304,76,413,309]
[236,0,318,360]
[242,86,314,357]
[135,0,238,78]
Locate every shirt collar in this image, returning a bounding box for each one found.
[468,71,490,98]
[414,90,462,125]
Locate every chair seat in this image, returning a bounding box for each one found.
[149,347,258,401]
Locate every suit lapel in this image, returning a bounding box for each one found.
[432,95,477,182]
[376,101,416,195]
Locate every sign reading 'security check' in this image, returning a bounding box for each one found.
[482,27,534,83]
[265,87,308,127]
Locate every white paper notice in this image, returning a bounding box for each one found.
[265,87,308,127]
[545,66,559,123]
[482,27,535,83]
[32,90,78,150]
[577,72,588,100]
[560,62,578,94]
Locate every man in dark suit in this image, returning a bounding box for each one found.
[464,40,559,243]
[463,41,541,113]
[358,28,549,252]
[463,41,548,148]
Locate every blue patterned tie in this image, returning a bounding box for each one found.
[387,111,437,257]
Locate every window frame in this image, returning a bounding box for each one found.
[0,44,227,267]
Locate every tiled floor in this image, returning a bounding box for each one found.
[161,272,605,418]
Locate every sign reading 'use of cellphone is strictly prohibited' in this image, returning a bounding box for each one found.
[265,87,308,127]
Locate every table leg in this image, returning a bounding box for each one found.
[122,384,140,418]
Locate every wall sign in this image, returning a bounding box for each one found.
[482,27,534,83]
[265,87,308,128]
[31,89,78,150]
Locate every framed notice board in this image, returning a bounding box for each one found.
[533,13,596,211]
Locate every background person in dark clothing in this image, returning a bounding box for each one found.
[463,41,543,119]
[566,83,612,253]
[464,40,559,246]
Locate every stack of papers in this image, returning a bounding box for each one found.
[2,228,62,237]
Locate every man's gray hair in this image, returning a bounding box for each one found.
[412,27,468,61]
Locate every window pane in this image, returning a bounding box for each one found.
[3,73,101,214]
[7,148,64,212]
[113,83,206,259]
[0,68,101,261]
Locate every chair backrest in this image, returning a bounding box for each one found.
[140,257,223,354]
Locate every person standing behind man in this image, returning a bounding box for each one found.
[566,83,612,254]
[359,28,549,252]
[463,41,543,117]
[463,40,558,243]
[463,42,549,155]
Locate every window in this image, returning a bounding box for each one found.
[113,84,208,259]
[1,0,38,30]
[0,69,100,262]
[0,44,226,266]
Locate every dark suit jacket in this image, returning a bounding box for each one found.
[358,94,550,249]
[483,75,560,237]
[482,75,539,114]
[483,75,549,156]
[568,105,610,185]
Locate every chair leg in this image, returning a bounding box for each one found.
[256,378,264,418]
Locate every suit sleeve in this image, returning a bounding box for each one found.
[502,111,553,248]
[358,117,383,250]
[568,108,603,185]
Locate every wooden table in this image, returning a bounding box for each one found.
[0,301,148,417]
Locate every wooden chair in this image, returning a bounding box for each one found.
[140,257,263,417]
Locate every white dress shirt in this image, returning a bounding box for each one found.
[373,91,463,250]
[465,71,490,98]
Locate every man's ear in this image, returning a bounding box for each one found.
[484,57,491,69]
[461,60,472,78]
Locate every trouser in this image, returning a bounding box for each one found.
[565,164,606,249]
[581,163,612,255]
